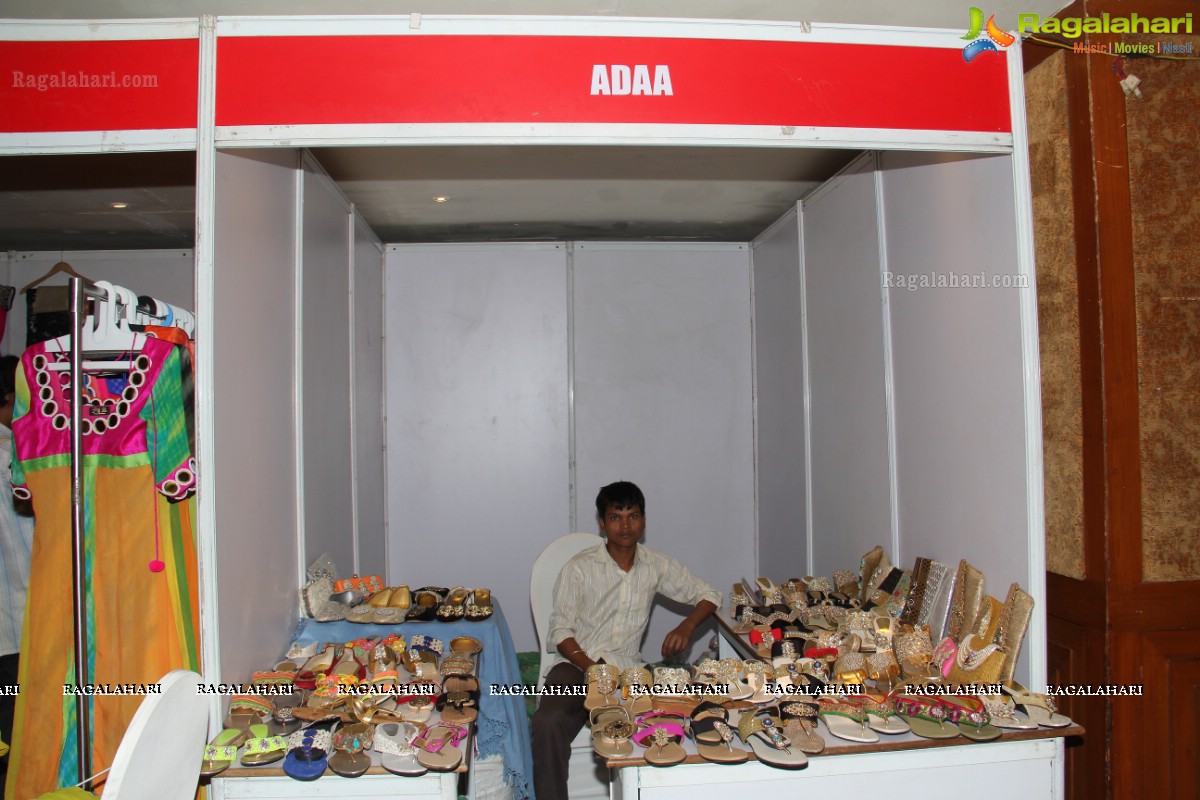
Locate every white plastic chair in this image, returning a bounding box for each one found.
[101,670,208,800]
[530,532,600,691]
[529,532,610,798]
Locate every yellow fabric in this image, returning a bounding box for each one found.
[4,464,199,799]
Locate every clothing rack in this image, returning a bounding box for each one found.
[64,276,179,788]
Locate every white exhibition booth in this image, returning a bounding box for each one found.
[1,12,1054,799]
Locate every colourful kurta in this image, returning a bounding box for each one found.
[4,335,199,798]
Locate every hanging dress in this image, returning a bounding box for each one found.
[4,335,200,798]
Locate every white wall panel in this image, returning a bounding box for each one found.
[300,160,355,574]
[572,243,754,665]
[879,151,1032,680]
[751,210,808,580]
[384,244,570,653]
[213,148,300,682]
[801,157,894,577]
[351,215,386,574]
[2,249,194,356]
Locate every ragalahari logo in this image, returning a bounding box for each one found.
[961,7,1016,62]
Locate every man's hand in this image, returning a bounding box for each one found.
[661,621,696,659]
[660,599,718,659]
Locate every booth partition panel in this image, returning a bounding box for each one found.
[213,148,303,683]
[299,159,356,576]
[351,216,387,574]
[801,157,895,578]
[572,243,755,665]
[750,209,809,579]
[878,151,1034,682]
[384,244,571,653]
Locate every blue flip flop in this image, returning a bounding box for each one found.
[282,727,331,781]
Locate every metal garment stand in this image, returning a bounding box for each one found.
[68,275,97,788]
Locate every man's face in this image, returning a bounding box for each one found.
[600,504,645,547]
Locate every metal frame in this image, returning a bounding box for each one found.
[1,15,1047,793]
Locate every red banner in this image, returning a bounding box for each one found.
[0,39,198,133]
[217,35,1011,132]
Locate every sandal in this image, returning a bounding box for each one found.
[414,723,467,771]
[941,696,1002,742]
[817,696,878,743]
[1001,681,1070,727]
[328,723,374,777]
[282,727,332,781]
[436,586,470,622]
[736,711,807,769]
[741,660,775,704]
[856,691,910,735]
[294,644,338,689]
[438,690,479,725]
[689,702,748,764]
[777,701,826,754]
[585,664,621,710]
[894,693,960,739]
[199,726,251,778]
[374,721,428,776]
[620,666,654,715]
[632,721,687,767]
[590,705,635,758]
[388,585,412,610]
[980,693,1037,730]
[651,665,694,697]
[466,588,494,621]
[407,590,443,621]
[240,734,288,767]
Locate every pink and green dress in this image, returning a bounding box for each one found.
[5,335,200,799]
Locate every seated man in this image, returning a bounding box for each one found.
[532,480,721,797]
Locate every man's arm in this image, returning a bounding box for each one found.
[556,636,597,672]
[661,598,718,659]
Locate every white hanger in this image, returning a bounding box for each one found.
[44,281,143,371]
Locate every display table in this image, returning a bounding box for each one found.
[666,606,1083,800]
[211,599,532,800]
[610,731,1076,799]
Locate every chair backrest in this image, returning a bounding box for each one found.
[102,670,208,800]
[530,532,600,689]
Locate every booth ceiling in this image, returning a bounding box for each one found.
[0,0,1069,251]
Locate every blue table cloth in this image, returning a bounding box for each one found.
[292,598,534,800]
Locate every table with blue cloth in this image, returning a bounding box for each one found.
[291,598,534,800]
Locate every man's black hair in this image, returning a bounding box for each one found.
[595,480,645,520]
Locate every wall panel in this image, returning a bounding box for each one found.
[751,209,808,578]
[384,244,570,652]
[800,157,893,576]
[213,148,300,681]
[300,159,355,574]
[572,243,754,664]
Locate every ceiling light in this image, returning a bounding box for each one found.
[109,202,128,209]
[432,196,449,203]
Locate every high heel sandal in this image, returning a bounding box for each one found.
[295,644,338,690]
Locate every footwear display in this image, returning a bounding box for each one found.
[328,722,374,777]
[689,702,748,764]
[415,723,468,771]
[633,719,688,766]
[590,705,635,758]
[282,727,332,781]
[736,711,808,769]
[374,721,429,776]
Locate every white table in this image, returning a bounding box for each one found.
[612,735,1066,799]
